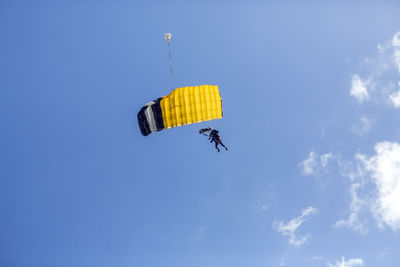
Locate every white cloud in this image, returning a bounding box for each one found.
[321,153,332,168]
[393,32,400,72]
[337,142,400,232]
[351,31,400,106]
[315,256,364,267]
[300,151,317,175]
[299,151,333,176]
[377,43,386,54]
[274,206,317,247]
[350,74,370,103]
[334,183,368,234]
[327,257,364,267]
[358,141,400,231]
[392,32,400,47]
[377,31,400,74]
[394,50,400,73]
[389,89,400,108]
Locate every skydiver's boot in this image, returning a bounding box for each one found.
[217,148,220,152]
[219,142,228,151]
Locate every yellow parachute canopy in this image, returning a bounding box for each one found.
[138,85,223,136]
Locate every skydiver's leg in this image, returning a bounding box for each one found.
[219,141,228,150]
[215,141,220,152]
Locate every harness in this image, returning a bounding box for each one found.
[209,130,221,143]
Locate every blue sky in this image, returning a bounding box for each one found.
[1,1,400,267]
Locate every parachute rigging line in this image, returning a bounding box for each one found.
[164,33,174,91]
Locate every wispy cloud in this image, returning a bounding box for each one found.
[350,74,370,103]
[256,186,274,213]
[393,32,400,47]
[350,31,400,106]
[274,206,317,247]
[376,31,400,75]
[393,32,400,72]
[299,151,333,176]
[394,50,400,73]
[328,257,364,267]
[315,256,364,267]
[334,182,368,234]
[300,151,318,175]
[389,83,400,108]
[261,204,270,211]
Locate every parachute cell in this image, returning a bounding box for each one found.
[138,85,223,136]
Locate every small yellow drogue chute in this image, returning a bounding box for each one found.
[138,85,223,136]
[164,33,172,44]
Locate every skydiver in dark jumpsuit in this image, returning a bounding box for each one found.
[208,129,228,152]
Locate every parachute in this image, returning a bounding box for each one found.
[164,33,172,44]
[138,85,223,136]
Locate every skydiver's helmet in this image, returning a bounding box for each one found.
[210,129,219,136]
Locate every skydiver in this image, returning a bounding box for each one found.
[208,129,228,152]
